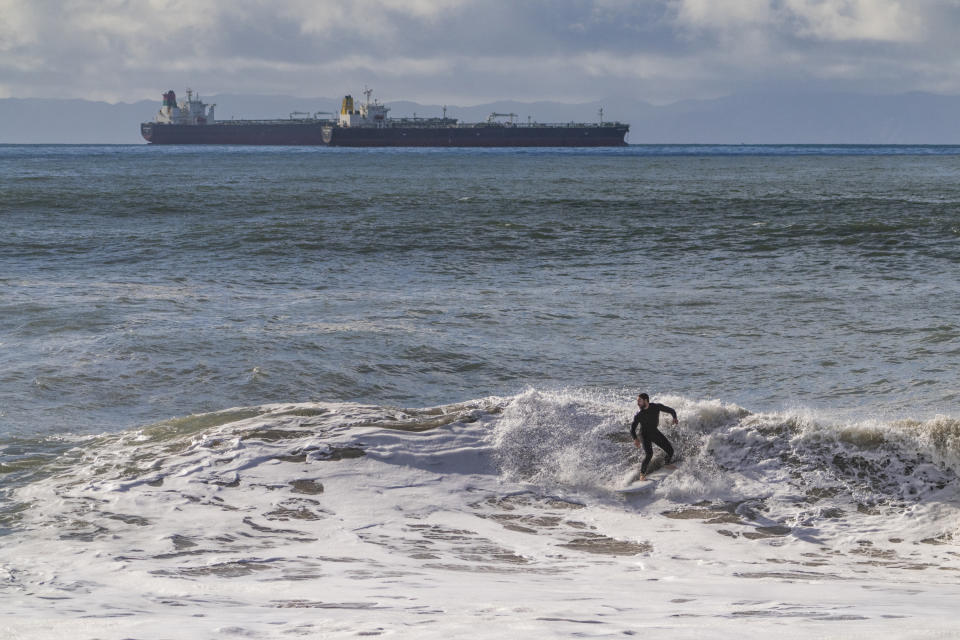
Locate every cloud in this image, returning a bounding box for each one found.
[674,0,774,31]
[1,0,960,103]
[672,0,924,43]
[782,0,924,43]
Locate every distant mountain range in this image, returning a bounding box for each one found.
[2,91,959,144]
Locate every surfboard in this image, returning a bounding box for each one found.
[616,465,678,494]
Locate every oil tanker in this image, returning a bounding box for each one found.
[140,89,629,147]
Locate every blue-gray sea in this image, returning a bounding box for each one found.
[2,144,959,475]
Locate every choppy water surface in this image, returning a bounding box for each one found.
[3,145,959,440]
[3,144,960,638]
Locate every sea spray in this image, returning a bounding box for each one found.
[705,411,956,503]
[490,388,632,490]
[901,415,960,474]
[3,393,960,638]
[487,390,960,532]
[489,389,737,497]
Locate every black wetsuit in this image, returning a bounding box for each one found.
[630,403,677,475]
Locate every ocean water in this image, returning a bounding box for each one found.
[2,144,960,637]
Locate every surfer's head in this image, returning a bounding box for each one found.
[637,393,649,409]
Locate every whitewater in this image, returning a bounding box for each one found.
[3,144,960,637]
[2,389,959,638]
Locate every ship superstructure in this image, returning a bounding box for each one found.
[335,89,458,130]
[141,88,629,147]
[155,89,216,125]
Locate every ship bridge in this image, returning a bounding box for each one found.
[339,88,390,128]
[155,89,215,125]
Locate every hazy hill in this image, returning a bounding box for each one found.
[2,91,959,144]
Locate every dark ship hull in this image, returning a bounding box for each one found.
[142,122,628,147]
[324,124,628,147]
[141,122,329,145]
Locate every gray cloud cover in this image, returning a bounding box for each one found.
[3,0,960,104]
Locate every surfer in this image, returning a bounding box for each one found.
[630,393,678,480]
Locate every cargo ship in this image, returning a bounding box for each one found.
[140,89,629,147]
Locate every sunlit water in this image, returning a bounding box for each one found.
[3,144,959,441]
[2,145,959,637]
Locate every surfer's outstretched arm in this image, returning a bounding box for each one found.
[659,403,679,425]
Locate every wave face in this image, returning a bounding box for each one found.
[2,390,959,637]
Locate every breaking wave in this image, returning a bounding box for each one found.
[2,387,959,544]
[2,388,960,639]
[492,388,960,508]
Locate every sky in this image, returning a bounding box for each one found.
[3,0,960,106]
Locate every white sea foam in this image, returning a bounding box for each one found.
[1,390,959,638]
